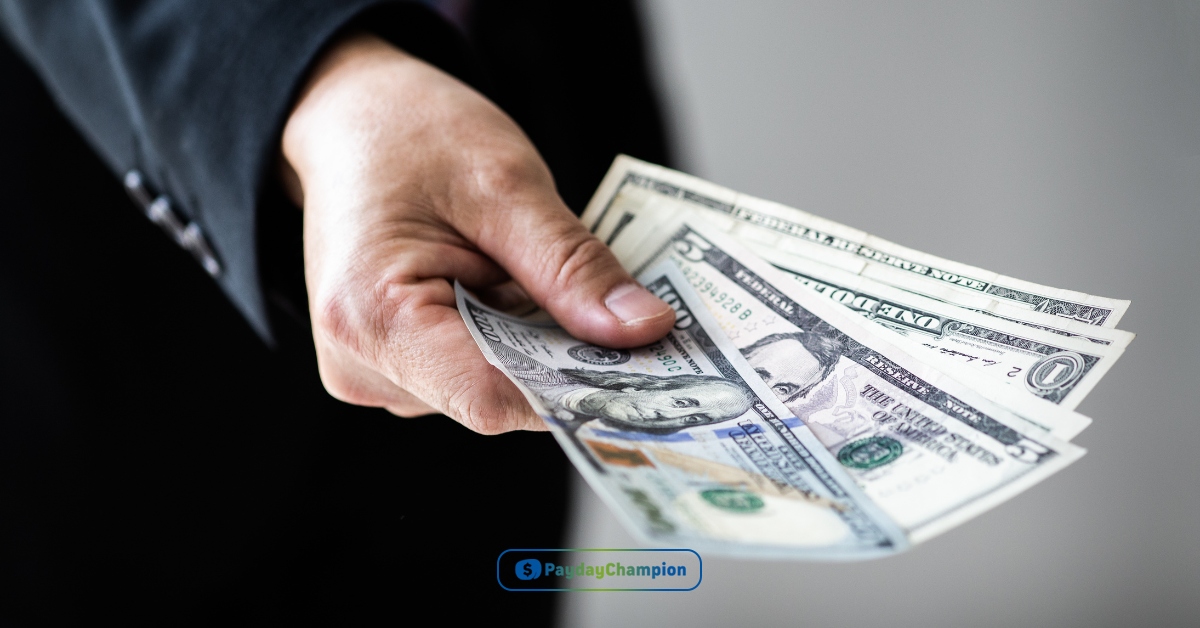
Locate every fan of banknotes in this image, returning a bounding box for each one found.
[457,156,1134,559]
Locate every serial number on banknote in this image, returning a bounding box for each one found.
[678,262,755,321]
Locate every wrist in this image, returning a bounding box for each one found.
[280,32,415,207]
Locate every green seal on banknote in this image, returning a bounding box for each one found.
[700,489,765,513]
[837,436,903,470]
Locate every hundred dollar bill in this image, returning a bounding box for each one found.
[613,219,1086,541]
[754,248,1132,411]
[456,264,908,559]
[582,156,1131,330]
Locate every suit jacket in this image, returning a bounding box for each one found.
[0,0,476,340]
[0,0,669,341]
[0,1,668,623]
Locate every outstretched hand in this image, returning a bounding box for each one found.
[281,33,674,433]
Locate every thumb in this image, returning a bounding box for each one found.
[474,193,675,348]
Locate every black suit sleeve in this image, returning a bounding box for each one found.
[0,0,472,341]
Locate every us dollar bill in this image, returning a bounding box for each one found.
[456,264,908,559]
[600,177,1132,417]
[582,156,1131,330]
[611,219,1086,541]
[609,209,1130,412]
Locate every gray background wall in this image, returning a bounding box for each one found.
[562,2,1200,626]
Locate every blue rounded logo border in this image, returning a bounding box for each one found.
[497,548,702,592]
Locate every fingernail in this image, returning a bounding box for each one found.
[604,283,671,325]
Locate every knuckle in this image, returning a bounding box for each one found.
[313,288,359,350]
[312,270,427,367]
[313,288,388,367]
[316,364,384,408]
[367,272,418,342]
[448,391,500,435]
[445,377,518,436]
[468,151,547,203]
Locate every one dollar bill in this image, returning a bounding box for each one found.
[754,247,1132,411]
[587,159,1134,413]
[583,156,1131,330]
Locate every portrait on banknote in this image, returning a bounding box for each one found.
[741,330,843,403]
[488,341,754,434]
[458,269,911,557]
[734,326,880,452]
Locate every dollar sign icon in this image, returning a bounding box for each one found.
[515,558,542,581]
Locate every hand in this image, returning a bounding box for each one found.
[280,34,675,434]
